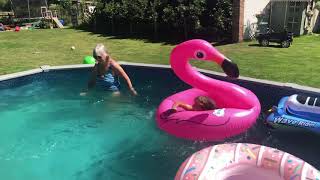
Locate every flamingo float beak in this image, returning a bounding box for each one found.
[221,58,239,78]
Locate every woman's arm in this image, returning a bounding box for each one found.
[111,60,137,95]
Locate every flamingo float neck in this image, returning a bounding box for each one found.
[170,52,221,93]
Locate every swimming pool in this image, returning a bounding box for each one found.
[0,64,320,180]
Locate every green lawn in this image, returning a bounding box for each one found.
[0,29,319,88]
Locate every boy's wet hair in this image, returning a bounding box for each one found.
[195,96,216,110]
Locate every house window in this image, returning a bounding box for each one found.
[287,17,299,31]
[289,2,301,13]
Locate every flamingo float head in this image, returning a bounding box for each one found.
[170,39,239,78]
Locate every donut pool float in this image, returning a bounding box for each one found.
[175,143,320,180]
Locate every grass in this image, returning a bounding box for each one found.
[0,29,320,88]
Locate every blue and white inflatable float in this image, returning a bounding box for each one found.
[266,94,320,132]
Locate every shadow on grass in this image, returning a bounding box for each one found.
[74,27,233,46]
[248,44,282,48]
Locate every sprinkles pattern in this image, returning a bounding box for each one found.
[176,143,320,180]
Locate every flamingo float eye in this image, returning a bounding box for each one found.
[196,51,205,59]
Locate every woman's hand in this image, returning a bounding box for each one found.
[80,92,87,96]
[130,87,138,96]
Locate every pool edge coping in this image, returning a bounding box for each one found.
[0,68,43,81]
[1,62,320,94]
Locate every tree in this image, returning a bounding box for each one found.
[103,0,125,34]
[315,0,320,10]
[163,0,205,40]
[145,0,163,40]
[122,0,148,34]
[0,0,12,11]
[87,0,234,41]
[200,0,232,37]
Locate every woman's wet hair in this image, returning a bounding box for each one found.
[93,43,108,59]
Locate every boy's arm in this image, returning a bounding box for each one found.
[172,102,193,111]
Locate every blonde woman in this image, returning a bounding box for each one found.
[83,43,137,96]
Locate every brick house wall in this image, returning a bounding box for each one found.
[232,0,245,42]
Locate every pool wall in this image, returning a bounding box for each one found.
[1,62,320,111]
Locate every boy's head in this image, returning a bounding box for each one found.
[93,44,109,63]
[193,96,216,111]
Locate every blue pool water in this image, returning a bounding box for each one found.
[0,67,320,180]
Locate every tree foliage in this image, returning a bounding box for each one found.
[0,0,11,11]
[315,0,320,10]
[87,0,233,41]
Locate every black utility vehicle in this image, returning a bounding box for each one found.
[256,29,293,48]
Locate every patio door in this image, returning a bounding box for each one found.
[286,1,302,35]
[287,17,300,34]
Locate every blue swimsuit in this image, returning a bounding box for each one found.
[96,65,120,91]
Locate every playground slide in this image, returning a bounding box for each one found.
[52,17,64,28]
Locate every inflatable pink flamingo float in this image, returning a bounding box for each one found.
[156,39,261,141]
